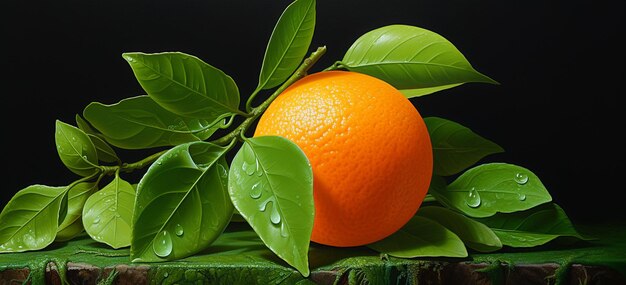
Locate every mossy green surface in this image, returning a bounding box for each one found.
[471,221,626,275]
[1,222,624,284]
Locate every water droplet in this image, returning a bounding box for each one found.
[465,188,481,208]
[517,193,527,201]
[250,182,263,199]
[242,161,256,176]
[270,208,281,225]
[23,234,37,247]
[259,199,272,212]
[280,222,289,238]
[514,173,529,185]
[93,217,100,224]
[157,160,163,165]
[72,136,77,141]
[175,224,184,236]
[153,231,173,258]
[163,272,169,278]
[82,155,88,160]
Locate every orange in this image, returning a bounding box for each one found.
[254,70,432,247]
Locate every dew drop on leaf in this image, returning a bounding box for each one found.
[153,231,173,258]
[23,233,37,247]
[175,224,184,237]
[514,172,529,185]
[93,217,100,224]
[242,161,256,176]
[250,182,263,199]
[270,207,281,225]
[259,199,272,212]
[465,187,481,208]
[517,193,527,201]
[280,222,289,238]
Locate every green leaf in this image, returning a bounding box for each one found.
[82,176,135,249]
[0,185,67,252]
[55,218,85,242]
[475,203,585,247]
[340,25,497,92]
[76,115,120,163]
[55,120,99,177]
[131,141,233,261]
[123,52,241,120]
[368,216,467,258]
[257,0,316,90]
[228,136,314,277]
[430,163,552,218]
[417,206,502,252]
[84,95,223,149]
[425,117,504,176]
[400,83,463,98]
[56,182,98,242]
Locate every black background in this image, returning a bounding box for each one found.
[2,0,624,223]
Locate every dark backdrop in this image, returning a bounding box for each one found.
[2,0,624,223]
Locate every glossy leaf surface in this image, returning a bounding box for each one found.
[417,206,502,252]
[123,52,240,120]
[257,0,316,90]
[368,216,467,258]
[55,120,99,177]
[475,203,585,247]
[430,163,552,218]
[0,185,67,252]
[425,116,503,176]
[75,114,119,163]
[82,176,135,249]
[56,182,97,241]
[400,83,463,98]
[228,136,314,277]
[55,218,85,242]
[341,25,497,90]
[84,96,222,149]
[131,142,233,262]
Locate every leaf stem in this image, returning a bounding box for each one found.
[211,46,327,146]
[323,61,344,71]
[245,88,262,113]
[100,149,168,176]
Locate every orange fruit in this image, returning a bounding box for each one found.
[254,70,432,247]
